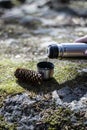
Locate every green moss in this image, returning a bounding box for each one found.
[0,57,87,96]
[43,107,86,130]
[0,58,37,129]
[0,90,7,108]
[0,115,17,130]
[54,60,87,86]
[43,107,72,130]
[0,58,36,94]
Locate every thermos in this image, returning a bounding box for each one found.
[47,43,87,58]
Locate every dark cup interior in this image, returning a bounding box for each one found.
[37,61,54,70]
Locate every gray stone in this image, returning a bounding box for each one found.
[57,86,72,99]
[70,116,77,124]
[73,86,87,98]
[17,126,24,130]
[85,111,87,119]
[84,121,87,125]
[68,97,87,111]
[19,16,42,28]
[2,8,24,23]
[63,93,78,103]
[0,93,42,129]
[52,90,63,105]
[17,125,30,130]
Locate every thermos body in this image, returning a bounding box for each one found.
[47,43,87,58]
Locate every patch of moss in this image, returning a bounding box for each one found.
[0,57,87,96]
[43,107,72,130]
[0,58,36,94]
[0,90,7,108]
[0,58,37,129]
[43,107,86,130]
[0,115,17,130]
[54,60,87,86]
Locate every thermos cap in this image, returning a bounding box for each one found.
[47,44,59,58]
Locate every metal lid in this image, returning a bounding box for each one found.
[47,44,59,58]
[37,61,54,70]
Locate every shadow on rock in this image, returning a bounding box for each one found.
[61,73,87,88]
[16,78,60,94]
[58,74,87,103]
[14,74,87,112]
[17,72,87,98]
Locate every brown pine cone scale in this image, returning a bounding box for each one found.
[14,68,42,85]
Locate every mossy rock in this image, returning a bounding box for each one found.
[0,115,17,130]
[0,57,87,129]
[0,57,87,96]
[43,107,86,130]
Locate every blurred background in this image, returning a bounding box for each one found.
[0,0,87,60]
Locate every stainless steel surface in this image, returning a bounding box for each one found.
[37,61,54,80]
[47,43,87,58]
[61,43,87,57]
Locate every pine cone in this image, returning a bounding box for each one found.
[14,68,42,85]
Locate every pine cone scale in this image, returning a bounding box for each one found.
[14,68,42,85]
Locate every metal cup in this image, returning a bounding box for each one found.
[37,61,54,80]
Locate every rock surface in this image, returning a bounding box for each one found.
[0,84,87,129]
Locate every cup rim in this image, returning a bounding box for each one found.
[37,61,54,70]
